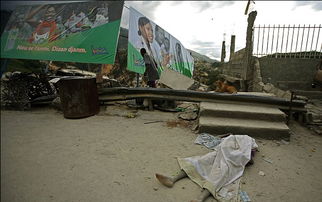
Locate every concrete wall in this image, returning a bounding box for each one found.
[259,58,321,91]
[222,48,245,78]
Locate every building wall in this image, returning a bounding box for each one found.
[259,58,321,91]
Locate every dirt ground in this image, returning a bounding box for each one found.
[1,104,322,202]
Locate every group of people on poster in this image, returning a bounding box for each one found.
[4,2,111,49]
[128,7,194,85]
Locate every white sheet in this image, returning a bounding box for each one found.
[178,135,258,200]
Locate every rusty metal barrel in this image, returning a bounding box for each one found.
[59,77,99,118]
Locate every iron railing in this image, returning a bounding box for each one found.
[253,24,322,58]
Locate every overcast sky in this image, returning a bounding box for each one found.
[2,1,322,61]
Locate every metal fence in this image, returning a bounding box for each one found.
[253,24,322,58]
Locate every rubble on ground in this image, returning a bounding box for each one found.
[305,99,322,135]
[1,72,57,110]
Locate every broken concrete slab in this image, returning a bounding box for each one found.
[159,66,194,90]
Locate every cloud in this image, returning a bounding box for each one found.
[215,1,235,8]
[191,39,216,48]
[190,39,222,59]
[171,2,183,6]
[293,1,322,11]
[126,1,161,21]
[193,47,221,59]
[122,1,162,29]
[190,2,213,12]
[189,1,235,12]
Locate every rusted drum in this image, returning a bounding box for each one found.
[59,77,99,118]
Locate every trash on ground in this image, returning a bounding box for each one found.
[178,111,198,120]
[258,171,265,176]
[217,187,234,200]
[176,102,199,112]
[240,191,251,202]
[262,157,273,164]
[144,120,164,124]
[194,133,222,150]
[126,112,137,118]
[51,97,62,111]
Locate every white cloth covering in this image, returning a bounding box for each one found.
[178,135,258,200]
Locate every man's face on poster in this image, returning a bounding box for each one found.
[140,23,153,43]
[176,43,183,62]
[164,38,170,52]
[16,14,25,27]
[45,7,56,21]
[155,27,165,45]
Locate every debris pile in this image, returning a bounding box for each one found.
[192,60,222,90]
[1,72,57,110]
[305,99,322,135]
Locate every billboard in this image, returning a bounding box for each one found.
[0,1,124,64]
[127,7,194,78]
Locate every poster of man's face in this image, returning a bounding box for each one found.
[155,25,165,46]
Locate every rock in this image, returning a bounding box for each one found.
[178,112,198,120]
[153,187,158,191]
[126,112,137,118]
[273,140,280,146]
[281,140,290,145]
[52,97,62,111]
[276,89,287,98]
[191,122,199,131]
[258,171,265,176]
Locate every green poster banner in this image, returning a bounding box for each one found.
[127,42,145,74]
[127,7,194,77]
[1,1,124,64]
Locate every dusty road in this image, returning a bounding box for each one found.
[1,104,322,202]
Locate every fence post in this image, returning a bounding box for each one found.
[230,35,235,61]
[221,40,226,62]
[242,11,257,91]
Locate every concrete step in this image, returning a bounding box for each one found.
[199,116,290,140]
[200,102,286,122]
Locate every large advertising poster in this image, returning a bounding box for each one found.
[0,1,124,64]
[127,7,194,78]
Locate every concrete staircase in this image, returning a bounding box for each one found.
[198,102,290,139]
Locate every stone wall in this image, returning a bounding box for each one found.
[259,57,321,91]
